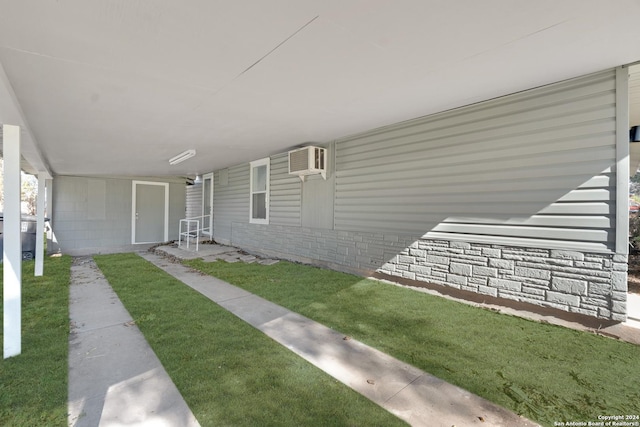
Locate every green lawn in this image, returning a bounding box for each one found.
[94,253,406,427]
[0,256,72,427]
[5,253,632,427]
[185,258,640,427]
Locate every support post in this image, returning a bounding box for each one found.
[3,124,22,359]
[45,178,59,255]
[35,174,46,276]
[615,66,630,255]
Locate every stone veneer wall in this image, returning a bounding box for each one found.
[379,240,627,322]
[228,222,627,321]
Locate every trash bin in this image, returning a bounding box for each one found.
[0,213,47,261]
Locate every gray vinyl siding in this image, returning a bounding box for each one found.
[185,182,202,220]
[52,175,185,252]
[335,69,617,253]
[53,176,131,250]
[301,143,335,229]
[213,164,249,243]
[269,153,301,226]
[168,182,186,240]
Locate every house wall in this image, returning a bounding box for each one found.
[335,70,617,252]
[185,181,202,220]
[184,181,202,233]
[271,153,303,227]
[213,165,249,243]
[52,175,185,254]
[212,68,628,321]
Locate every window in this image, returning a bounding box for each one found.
[250,158,270,224]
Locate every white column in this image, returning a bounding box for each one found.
[3,124,22,359]
[45,178,59,254]
[615,66,630,255]
[35,174,46,276]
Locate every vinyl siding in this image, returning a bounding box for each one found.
[301,143,335,229]
[270,153,301,226]
[52,175,184,251]
[213,164,249,243]
[167,182,186,241]
[185,182,202,220]
[335,69,618,252]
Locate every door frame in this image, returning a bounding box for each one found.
[131,180,169,244]
[202,173,214,236]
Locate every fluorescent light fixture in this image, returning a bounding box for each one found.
[169,149,196,165]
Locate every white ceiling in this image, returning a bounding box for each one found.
[2,0,640,178]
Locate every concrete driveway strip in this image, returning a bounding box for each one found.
[68,257,200,427]
[140,252,539,427]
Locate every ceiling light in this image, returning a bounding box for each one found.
[169,149,196,165]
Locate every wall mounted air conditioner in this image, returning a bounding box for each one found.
[288,146,327,181]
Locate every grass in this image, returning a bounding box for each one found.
[0,256,72,427]
[94,253,407,427]
[185,258,640,427]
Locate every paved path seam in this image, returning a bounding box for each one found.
[385,375,423,403]
[139,251,539,427]
[71,321,131,334]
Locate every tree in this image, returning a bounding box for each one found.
[631,171,640,198]
[21,173,38,215]
[0,158,39,214]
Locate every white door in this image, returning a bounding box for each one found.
[132,181,169,244]
[202,173,213,236]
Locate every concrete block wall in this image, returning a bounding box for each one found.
[228,222,415,274]
[228,222,627,321]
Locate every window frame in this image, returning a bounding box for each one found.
[249,157,270,224]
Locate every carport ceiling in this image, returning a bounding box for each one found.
[2,1,640,177]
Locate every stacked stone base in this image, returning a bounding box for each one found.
[379,240,627,321]
[227,222,627,321]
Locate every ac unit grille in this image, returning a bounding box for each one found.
[289,149,310,173]
[288,146,327,180]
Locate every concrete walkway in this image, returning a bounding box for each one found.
[67,243,640,426]
[137,250,538,427]
[68,257,200,427]
[67,248,538,426]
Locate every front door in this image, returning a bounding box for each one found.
[132,181,169,244]
[202,173,213,236]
